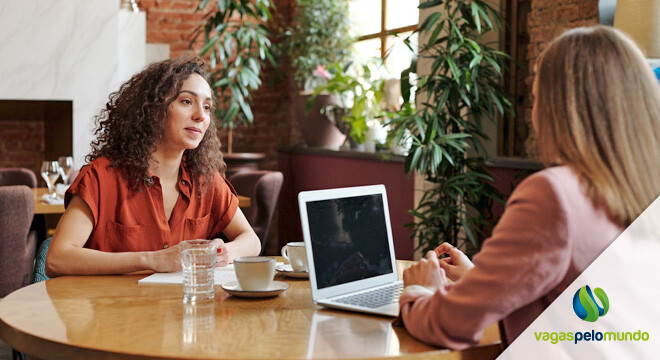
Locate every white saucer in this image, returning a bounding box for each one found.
[221,281,289,298]
[276,264,309,279]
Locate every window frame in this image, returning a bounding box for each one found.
[353,0,419,61]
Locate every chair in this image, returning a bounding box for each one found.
[0,168,37,188]
[0,167,47,247]
[0,186,38,297]
[228,170,284,255]
[33,237,52,283]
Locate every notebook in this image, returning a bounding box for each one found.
[298,184,403,317]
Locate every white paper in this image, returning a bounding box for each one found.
[138,262,285,285]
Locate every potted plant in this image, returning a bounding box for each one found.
[389,0,511,254]
[191,0,279,173]
[308,62,387,151]
[283,0,353,149]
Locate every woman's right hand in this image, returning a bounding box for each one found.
[434,242,474,282]
[146,245,183,273]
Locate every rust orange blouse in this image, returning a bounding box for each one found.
[65,157,238,252]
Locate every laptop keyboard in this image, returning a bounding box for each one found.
[333,283,403,309]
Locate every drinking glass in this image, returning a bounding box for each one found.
[180,240,217,303]
[58,156,74,185]
[40,161,61,199]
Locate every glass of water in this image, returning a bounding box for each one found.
[40,161,61,199]
[180,240,217,303]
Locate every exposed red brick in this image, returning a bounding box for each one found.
[0,119,46,178]
[518,0,598,157]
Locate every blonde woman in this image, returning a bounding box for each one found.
[399,26,660,349]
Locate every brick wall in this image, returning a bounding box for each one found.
[0,120,45,180]
[518,0,599,156]
[138,0,300,171]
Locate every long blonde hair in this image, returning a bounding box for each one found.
[535,26,660,226]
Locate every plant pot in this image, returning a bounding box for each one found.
[223,152,266,178]
[295,93,346,150]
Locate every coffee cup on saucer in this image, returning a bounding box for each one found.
[281,242,308,272]
[234,256,276,291]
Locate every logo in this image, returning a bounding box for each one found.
[572,285,609,322]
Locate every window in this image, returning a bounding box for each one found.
[349,0,419,77]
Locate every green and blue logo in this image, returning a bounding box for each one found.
[572,285,609,322]
[534,285,650,344]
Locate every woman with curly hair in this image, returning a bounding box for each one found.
[46,57,260,276]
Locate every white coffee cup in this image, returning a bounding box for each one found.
[234,256,276,291]
[281,242,308,272]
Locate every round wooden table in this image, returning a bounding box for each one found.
[0,261,501,359]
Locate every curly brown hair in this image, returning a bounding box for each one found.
[87,56,225,193]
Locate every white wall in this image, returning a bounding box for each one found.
[0,0,146,167]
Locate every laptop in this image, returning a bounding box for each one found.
[298,184,403,317]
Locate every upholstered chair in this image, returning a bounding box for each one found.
[228,171,284,255]
[0,186,38,297]
[0,168,37,188]
[0,167,47,247]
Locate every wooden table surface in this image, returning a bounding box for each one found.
[33,188,251,214]
[0,260,502,360]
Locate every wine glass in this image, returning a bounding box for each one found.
[58,156,74,185]
[41,161,61,199]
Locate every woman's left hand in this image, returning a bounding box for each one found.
[213,238,230,267]
[403,250,449,291]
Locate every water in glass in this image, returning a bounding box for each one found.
[180,240,217,303]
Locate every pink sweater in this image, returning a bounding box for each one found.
[399,166,623,349]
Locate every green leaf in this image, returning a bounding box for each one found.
[198,0,210,10]
[428,20,446,46]
[414,115,426,141]
[223,101,240,124]
[229,84,254,122]
[460,218,477,246]
[469,54,482,69]
[200,34,219,56]
[485,56,501,74]
[446,58,460,84]
[211,77,230,88]
[418,0,443,10]
[217,0,230,12]
[410,146,423,170]
[419,12,443,33]
[479,7,494,30]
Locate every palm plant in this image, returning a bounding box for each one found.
[389,0,512,254]
[191,0,278,153]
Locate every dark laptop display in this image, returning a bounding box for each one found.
[306,194,393,290]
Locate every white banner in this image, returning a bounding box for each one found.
[500,196,660,358]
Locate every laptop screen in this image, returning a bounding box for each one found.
[305,194,394,289]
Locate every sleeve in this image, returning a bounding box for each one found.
[399,171,570,349]
[208,172,239,237]
[64,163,101,226]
